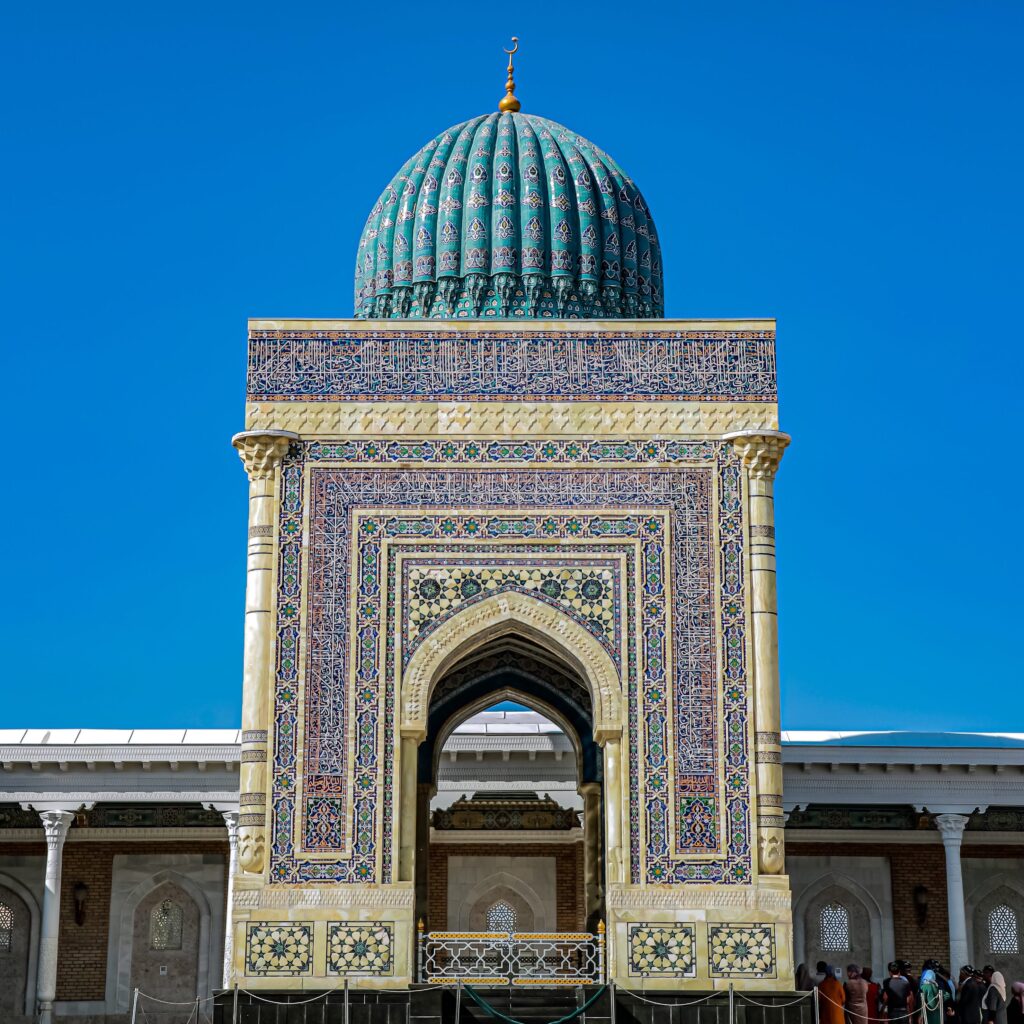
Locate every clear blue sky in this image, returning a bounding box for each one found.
[3,1,1021,731]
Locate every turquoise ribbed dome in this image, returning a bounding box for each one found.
[354,111,663,319]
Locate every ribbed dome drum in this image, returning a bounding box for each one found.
[354,111,663,319]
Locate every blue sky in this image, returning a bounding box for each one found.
[2,1,1021,731]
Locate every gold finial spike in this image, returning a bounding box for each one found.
[499,37,521,113]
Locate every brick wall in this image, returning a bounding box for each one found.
[0,839,228,1002]
[788,842,955,967]
[427,841,584,932]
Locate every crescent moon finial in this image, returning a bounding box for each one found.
[499,37,522,113]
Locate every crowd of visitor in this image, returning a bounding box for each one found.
[794,960,1024,1024]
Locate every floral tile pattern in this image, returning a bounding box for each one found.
[245,923,312,977]
[707,924,776,978]
[327,923,394,975]
[628,924,696,977]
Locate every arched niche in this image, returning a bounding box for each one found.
[793,873,886,972]
[966,873,1024,981]
[0,875,38,1018]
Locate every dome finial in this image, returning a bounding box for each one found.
[499,37,521,113]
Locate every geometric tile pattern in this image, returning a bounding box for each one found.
[248,329,777,402]
[270,437,752,888]
[406,563,617,662]
[245,923,313,977]
[628,924,696,977]
[327,923,394,975]
[707,924,776,978]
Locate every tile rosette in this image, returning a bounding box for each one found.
[245,922,313,976]
[628,923,696,977]
[707,923,776,978]
[327,922,394,975]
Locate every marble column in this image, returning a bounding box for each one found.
[725,430,791,874]
[580,782,603,928]
[935,813,971,970]
[36,810,74,1024]
[220,809,240,987]
[231,429,299,874]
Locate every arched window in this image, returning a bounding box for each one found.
[988,904,1020,954]
[486,900,517,934]
[0,902,11,952]
[820,902,850,952]
[150,899,183,951]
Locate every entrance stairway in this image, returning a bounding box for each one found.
[457,986,611,1024]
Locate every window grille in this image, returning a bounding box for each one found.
[0,902,11,952]
[150,899,183,951]
[820,902,850,952]
[486,900,517,934]
[989,904,1019,954]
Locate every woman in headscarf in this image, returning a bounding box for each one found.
[1006,982,1024,1024]
[846,964,870,1024]
[818,961,847,1024]
[921,968,946,1024]
[982,969,1007,1024]
[796,964,815,992]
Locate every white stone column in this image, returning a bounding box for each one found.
[231,429,299,874]
[36,810,74,1024]
[220,809,240,987]
[935,813,970,970]
[603,737,624,885]
[725,430,791,875]
[399,736,419,883]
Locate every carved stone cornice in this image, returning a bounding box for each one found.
[231,430,299,482]
[724,430,791,480]
[605,886,792,911]
[245,401,779,439]
[235,885,416,909]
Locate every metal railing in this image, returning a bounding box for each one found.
[418,922,605,985]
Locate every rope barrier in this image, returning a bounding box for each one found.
[737,990,817,1009]
[620,988,722,1008]
[464,983,608,1024]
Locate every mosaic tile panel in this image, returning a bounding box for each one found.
[245,923,312,977]
[270,439,751,887]
[405,562,619,666]
[327,923,394,975]
[248,330,776,402]
[707,924,776,978]
[628,924,696,977]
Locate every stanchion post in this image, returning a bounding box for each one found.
[597,920,606,984]
[609,981,617,1024]
[131,988,139,1024]
[232,983,239,1024]
[417,918,425,984]
[813,986,820,1024]
[729,982,735,1024]
[456,980,463,1024]
[344,977,350,1024]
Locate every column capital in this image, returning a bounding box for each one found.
[935,812,971,841]
[723,430,791,480]
[231,430,300,481]
[37,809,74,848]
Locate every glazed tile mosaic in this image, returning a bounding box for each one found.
[270,439,751,886]
[628,924,696,977]
[327,923,394,975]
[707,924,777,978]
[245,923,312,977]
[247,328,776,402]
[404,562,620,665]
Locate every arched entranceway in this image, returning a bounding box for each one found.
[398,594,624,981]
